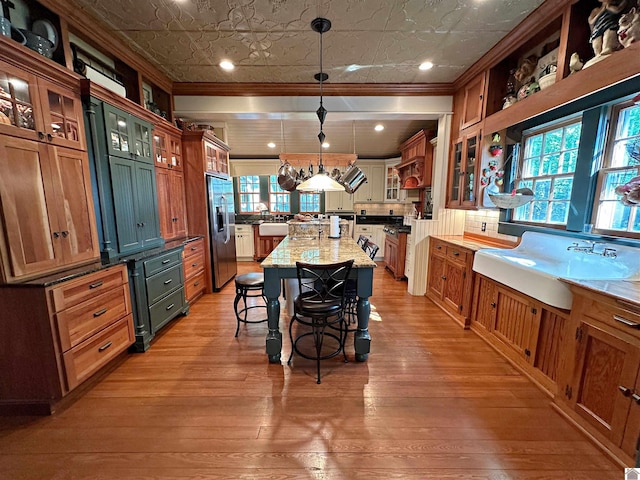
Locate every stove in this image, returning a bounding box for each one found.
[383,224,411,237]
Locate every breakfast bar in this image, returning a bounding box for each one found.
[261,235,377,363]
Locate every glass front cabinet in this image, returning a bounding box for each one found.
[448,126,481,209]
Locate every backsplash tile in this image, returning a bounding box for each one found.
[464,210,518,243]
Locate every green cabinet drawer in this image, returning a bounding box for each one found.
[144,249,182,277]
[149,286,185,334]
[146,264,184,305]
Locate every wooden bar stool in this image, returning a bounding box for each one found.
[233,272,268,337]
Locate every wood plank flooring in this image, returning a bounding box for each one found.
[0,262,623,479]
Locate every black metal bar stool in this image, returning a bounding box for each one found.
[233,272,268,337]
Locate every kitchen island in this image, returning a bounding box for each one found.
[261,235,377,363]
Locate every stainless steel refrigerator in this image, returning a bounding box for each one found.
[207,173,237,290]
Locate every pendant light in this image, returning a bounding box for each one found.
[297,17,344,193]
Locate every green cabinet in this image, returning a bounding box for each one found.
[84,95,163,261]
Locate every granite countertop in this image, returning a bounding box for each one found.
[431,234,514,252]
[261,236,377,269]
[561,278,640,307]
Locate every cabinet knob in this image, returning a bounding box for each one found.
[452,251,459,256]
[619,385,633,397]
[53,231,60,238]
[632,393,640,405]
[47,133,53,141]
[38,131,45,140]
[490,302,496,308]
[61,231,69,238]
[441,275,447,280]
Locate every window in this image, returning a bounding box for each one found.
[299,192,320,213]
[594,102,640,235]
[513,120,581,225]
[238,175,261,213]
[269,175,290,213]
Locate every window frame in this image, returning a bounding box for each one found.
[268,175,291,214]
[299,192,321,214]
[237,175,261,214]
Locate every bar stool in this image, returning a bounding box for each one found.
[288,259,354,383]
[233,272,268,337]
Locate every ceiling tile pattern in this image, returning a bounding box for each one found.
[69,0,545,84]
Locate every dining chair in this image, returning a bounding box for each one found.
[288,259,354,384]
[356,235,369,250]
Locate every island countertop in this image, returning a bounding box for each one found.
[261,236,377,268]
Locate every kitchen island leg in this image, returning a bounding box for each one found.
[263,267,283,363]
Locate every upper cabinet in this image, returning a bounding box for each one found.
[182,130,230,177]
[447,125,481,209]
[459,73,486,130]
[102,103,153,163]
[353,163,385,203]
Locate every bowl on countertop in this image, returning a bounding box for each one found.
[19,28,53,58]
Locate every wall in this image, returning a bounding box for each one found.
[464,210,518,244]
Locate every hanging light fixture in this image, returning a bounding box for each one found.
[297,17,345,193]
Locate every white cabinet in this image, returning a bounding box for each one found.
[325,190,354,212]
[353,224,385,261]
[235,225,254,260]
[385,160,401,202]
[354,163,385,203]
[405,233,414,281]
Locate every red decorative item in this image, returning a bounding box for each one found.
[489,145,503,157]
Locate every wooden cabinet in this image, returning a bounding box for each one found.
[471,274,568,395]
[325,190,354,212]
[397,129,434,189]
[183,237,205,305]
[383,232,407,280]
[0,264,133,414]
[235,224,254,260]
[0,58,99,283]
[556,286,640,463]
[83,90,164,261]
[447,125,481,209]
[182,130,231,293]
[460,72,485,130]
[252,225,284,261]
[426,238,474,328]
[154,124,187,241]
[353,163,385,203]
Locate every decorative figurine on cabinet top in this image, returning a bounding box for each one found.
[618,6,640,48]
[584,0,633,68]
[569,52,584,74]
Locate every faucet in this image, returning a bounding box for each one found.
[318,226,324,241]
[567,241,595,253]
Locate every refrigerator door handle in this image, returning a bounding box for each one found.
[221,195,231,244]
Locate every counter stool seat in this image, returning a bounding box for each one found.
[234,272,268,337]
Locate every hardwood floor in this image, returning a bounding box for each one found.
[0,262,623,479]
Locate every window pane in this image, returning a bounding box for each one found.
[531,201,548,222]
[269,175,290,213]
[533,179,551,199]
[299,193,320,213]
[543,128,563,154]
[559,151,578,174]
[239,175,261,213]
[550,202,569,224]
[514,202,531,221]
[596,200,631,230]
[617,104,640,139]
[526,136,543,158]
[552,177,573,200]
[564,124,582,149]
[602,170,637,200]
[541,153,560,176]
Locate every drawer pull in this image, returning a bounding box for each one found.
[192,262,198,267]
[162,259,171,264]
[452,251,459,256]
[191,246,197,251]
[98,341,112,352]
[93,308,107,317]
[633,393,640,405]
[194,281,200,286]
[441,275,447,280]
[89,281,104,289]
[166,303,175,311]
[164,279,173,285]
[613,315,640,329]
[436,245,442,250]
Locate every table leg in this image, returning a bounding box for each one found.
[263,268,282,363]
[355,267,373,362]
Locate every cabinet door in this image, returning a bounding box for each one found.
[49,146,99,265]
[131,118,153,163]
[442,260,466,315]
[153,131,169,169]
[385,164,400,201]
[0,136,60,278]
[155,168,172,238]
[368,164,385,203]
[448,139,463,206]
[169,134,182,171]
[38,80,85,150]
[135,162,162,246]
[0,60,42,142]
[492,287,540,363]
[427,252,446,299]
[169,170,187,239]
[461,129,480,206]
[572,321,640,448]
[110,157,141,253]
[460,72,485,129]
[204,140,217,173]
[471,275,497,331]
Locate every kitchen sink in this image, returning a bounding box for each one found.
[258,222,289,236]
[472,232,640,309]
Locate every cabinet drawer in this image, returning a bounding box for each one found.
[430,239,447,257]
[185,270,206,303]
[56,284,131,352]
[183,251,205,279]
[149,286,185,334]
[183,238,205,260]
[144,249,182,277]
[446,246,469,264]
[582,297,640,340]
[62,314,134,391]
[50,265,128,312]
[146,264,184,305]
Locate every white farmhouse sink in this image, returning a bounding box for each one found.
[473,232,640,309]
[258,222,289,236]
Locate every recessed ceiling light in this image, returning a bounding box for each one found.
[220,60,235,71]
[374,124,384,132]
[267,142,276,148]
[419,61,434,71]
[322,142,330,149]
